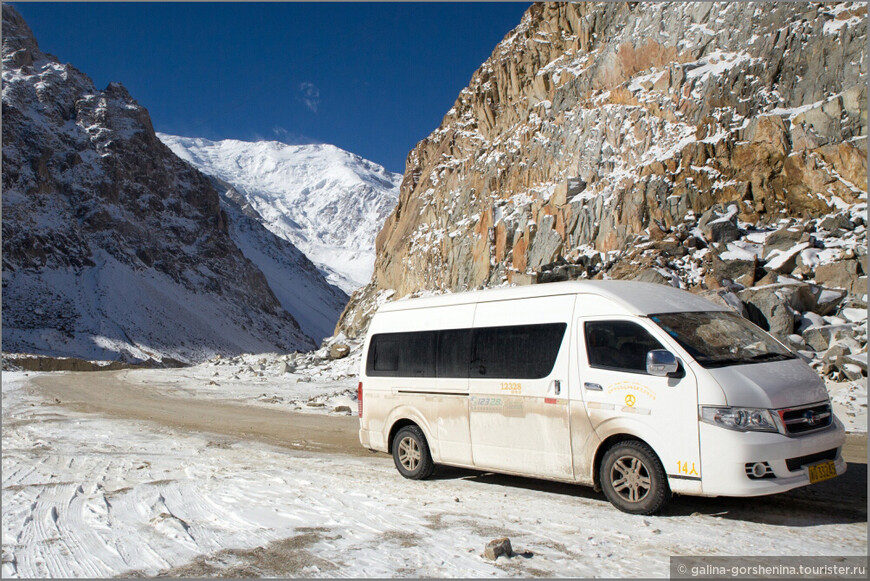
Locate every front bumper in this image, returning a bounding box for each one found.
[697,416,847,497]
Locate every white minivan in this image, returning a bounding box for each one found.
[357,280,846,514]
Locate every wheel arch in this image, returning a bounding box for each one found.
[589,417,672,489]
[382,404,437,456]
[592,433,648,491]
[387,418,422,454]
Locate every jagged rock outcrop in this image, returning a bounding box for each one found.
[338,2,867,379]
[2,5,317,362]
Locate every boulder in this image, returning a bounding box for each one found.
[771,281,821,312]
[819,214,855,232]
[511,272,536,286]
[631,267,678,287]
[737,286,798,339]
[538,265,571,283]
[815,288,848,316]
[710,255,756,288]
[765,243,810,274]
[837,351,868,373]
[797,311,827,333]
[484,538,513,561]
[785,334,807,350]
[698,289,748,317]
[698,205,741,243]
[835,361,865,381]
[803,327,831,351]
[823,344,851,364]
[763,227,804,256]
[814,260,863,294]
[802,324,856,352]
[328,343,351,360]
[754,271,779,286]
[841,307,868,323]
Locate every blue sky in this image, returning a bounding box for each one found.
[13,2,530,174]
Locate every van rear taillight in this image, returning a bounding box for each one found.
[358,381,363,418]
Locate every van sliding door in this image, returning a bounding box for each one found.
[468,296,575,479]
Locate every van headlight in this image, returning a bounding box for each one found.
[700,406,779,433]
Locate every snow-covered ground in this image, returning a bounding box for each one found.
[830,380,868,433]
[111,344,363,415]
[3,358,867,578]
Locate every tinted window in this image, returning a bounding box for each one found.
[585,321,665,374]
[367,330,436,377]
[366,323,566,379]
[437,328,472,378]
[471,323,567,379]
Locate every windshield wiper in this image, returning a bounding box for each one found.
[701,353,792,368]
[749,352,794,362]
[700,357,745,368]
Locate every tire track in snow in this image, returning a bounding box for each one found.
[3,371,866,578]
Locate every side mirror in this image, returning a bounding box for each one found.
[647,350,679,377]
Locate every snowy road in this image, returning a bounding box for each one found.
[32,370,364,458]
[2,369,867,577]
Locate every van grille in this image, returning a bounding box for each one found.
[785,448,838,472]
[778,402,833,435]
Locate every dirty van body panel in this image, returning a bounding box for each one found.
[706,359,829,409]
[363,303,474,465]
[577,314,702,493]
[568,294,629,485]
[468,295,575,479]
[395,391,470,464]
[567,403,600,486]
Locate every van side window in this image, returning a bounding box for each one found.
[368,331,436,377]
[584,321,665,374]
[471,323,566,379]
[365,323,565,379]
[437,329,472,378]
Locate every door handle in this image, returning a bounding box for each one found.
[584,382,603,391]
[553,380,561,395]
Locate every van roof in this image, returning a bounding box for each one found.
[377,280,728,316]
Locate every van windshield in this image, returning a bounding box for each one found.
[649,311,796,369]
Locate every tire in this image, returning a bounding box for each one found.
[392,425,434,480]
[600,440,670,515]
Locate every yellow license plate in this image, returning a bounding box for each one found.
[807,460,837,484]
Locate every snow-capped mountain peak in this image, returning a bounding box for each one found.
[158,134,401,293]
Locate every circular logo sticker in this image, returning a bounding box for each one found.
[625,394,637,407]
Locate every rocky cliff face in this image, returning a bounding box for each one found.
[2,5,317,362]
[339,2,867,380]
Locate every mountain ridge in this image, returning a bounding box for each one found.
[1,4,341,362]
[158,133,402,293]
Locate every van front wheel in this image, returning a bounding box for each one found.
[600,440,670,515]
[392,425,434,480]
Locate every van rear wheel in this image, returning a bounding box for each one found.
[392,425,434,480]
[600,440,670,515]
